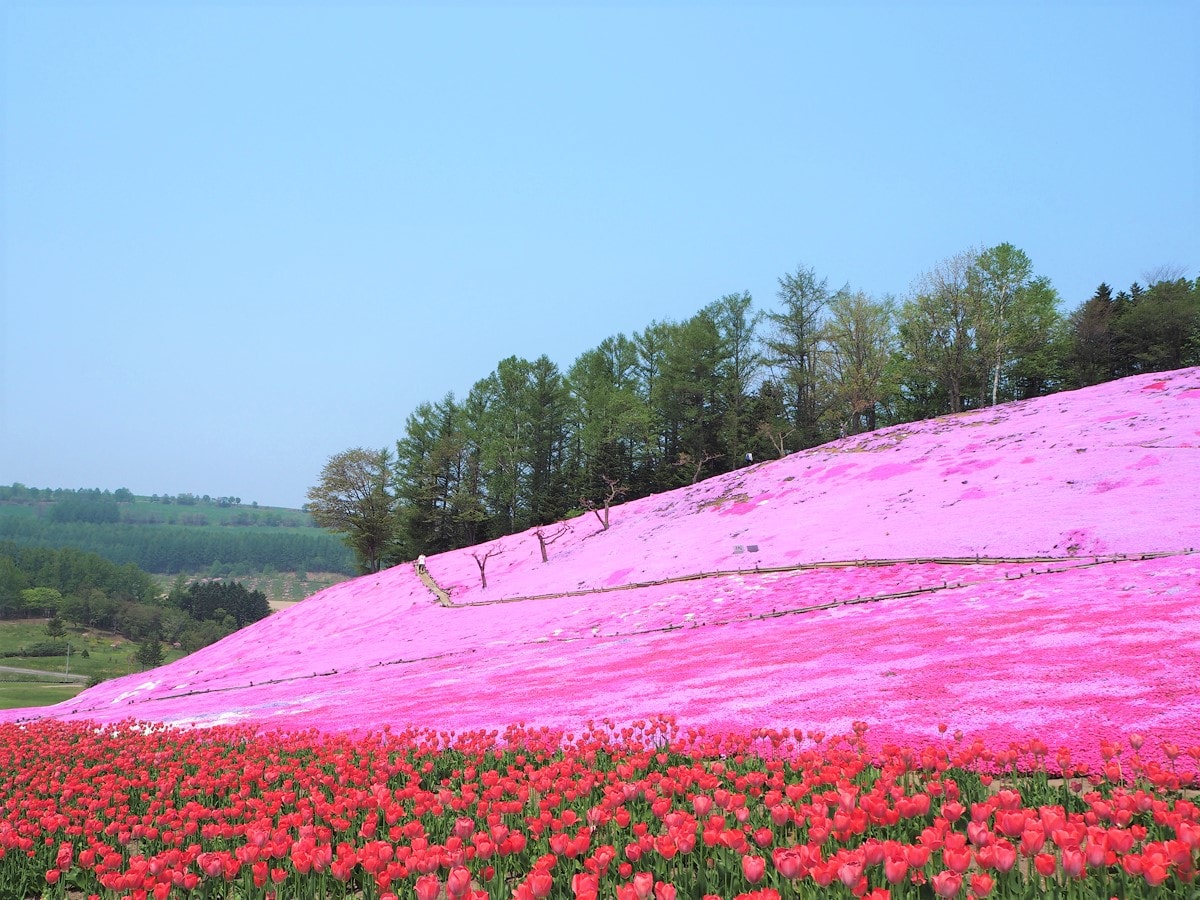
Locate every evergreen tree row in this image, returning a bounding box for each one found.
[311,248,1197,572]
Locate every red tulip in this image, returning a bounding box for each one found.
[454,817,475,839]
[884,853,908,883]
[1034,853,1057,877]
[930,870,962,897]
[415,874,441,900]
[773,847,804,880]
[943,843,972,874]
[1020,825,1046,855]
[969,872,995,896]
[572,872,599,899]
[1061,847,1086,878]
[529,869,553,899]
[993,840,1017,873]
[741,854,766,884]
[904,844,931,867]
[837,858,863,888]
[446,866,472,899]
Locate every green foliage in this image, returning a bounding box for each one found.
[135,636,164,670]
[765,264,837,448]
[22,586,62,617]
[1066,276,1200,387]
[0,545,155,610]
[177,580,269,627]
[306,448,400,574]
[819,291,897,434]
[0,543,271,659]
[895,245,1065,418]
[1,640,69,658]
[48,494,120,524]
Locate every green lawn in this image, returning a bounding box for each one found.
[0,620,185,682]
[0,681,84,710]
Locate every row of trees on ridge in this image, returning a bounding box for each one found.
[306,245,1199,572]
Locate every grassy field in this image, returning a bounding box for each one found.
[0,681,84,709]
[0,619,187,687]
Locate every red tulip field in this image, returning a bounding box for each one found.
[2,368,1199,898]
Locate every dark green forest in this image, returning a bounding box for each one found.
[0,543,270,651]
[306,247,1199,572]
[0,488,355,575]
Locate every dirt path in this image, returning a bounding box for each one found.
[417,565,453,607]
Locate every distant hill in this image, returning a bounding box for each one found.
[6,368,1199,773]
[0,489,354,575]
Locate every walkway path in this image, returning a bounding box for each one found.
[416,565,453,607]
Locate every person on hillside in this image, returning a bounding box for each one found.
[416,554,427,575]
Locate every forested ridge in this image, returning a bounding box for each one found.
[306,247,1200,572]
[0,488,355,575]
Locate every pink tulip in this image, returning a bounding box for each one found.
[741,854,766,884]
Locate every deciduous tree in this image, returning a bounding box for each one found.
[306,447,398,574]
[819,290,896,434]
[896,249,984,417]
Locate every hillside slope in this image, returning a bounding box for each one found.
[6,368,1199,770]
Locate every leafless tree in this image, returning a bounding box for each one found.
[757,421,794,458]
[533,523,571,563]
[676,450,721,484]
[471,544,506,590]
[581,476,626,531]
[1142,263,1188,285]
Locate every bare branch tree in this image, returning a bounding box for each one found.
[1142,263,1188,286]
[470,544,506,590]
[676,450,721,484]
[580,476,626,531]
[533,523,571,563]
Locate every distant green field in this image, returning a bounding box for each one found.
[119,496,315,528]
[0,681,83,710]
[0,620,186,682]
[0,496,355,575]
[0,494,315,527]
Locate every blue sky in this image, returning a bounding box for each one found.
[2,2,1197,509]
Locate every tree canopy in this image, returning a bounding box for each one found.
[306,448,399,574]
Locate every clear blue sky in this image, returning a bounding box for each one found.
[2,2,1197,509]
